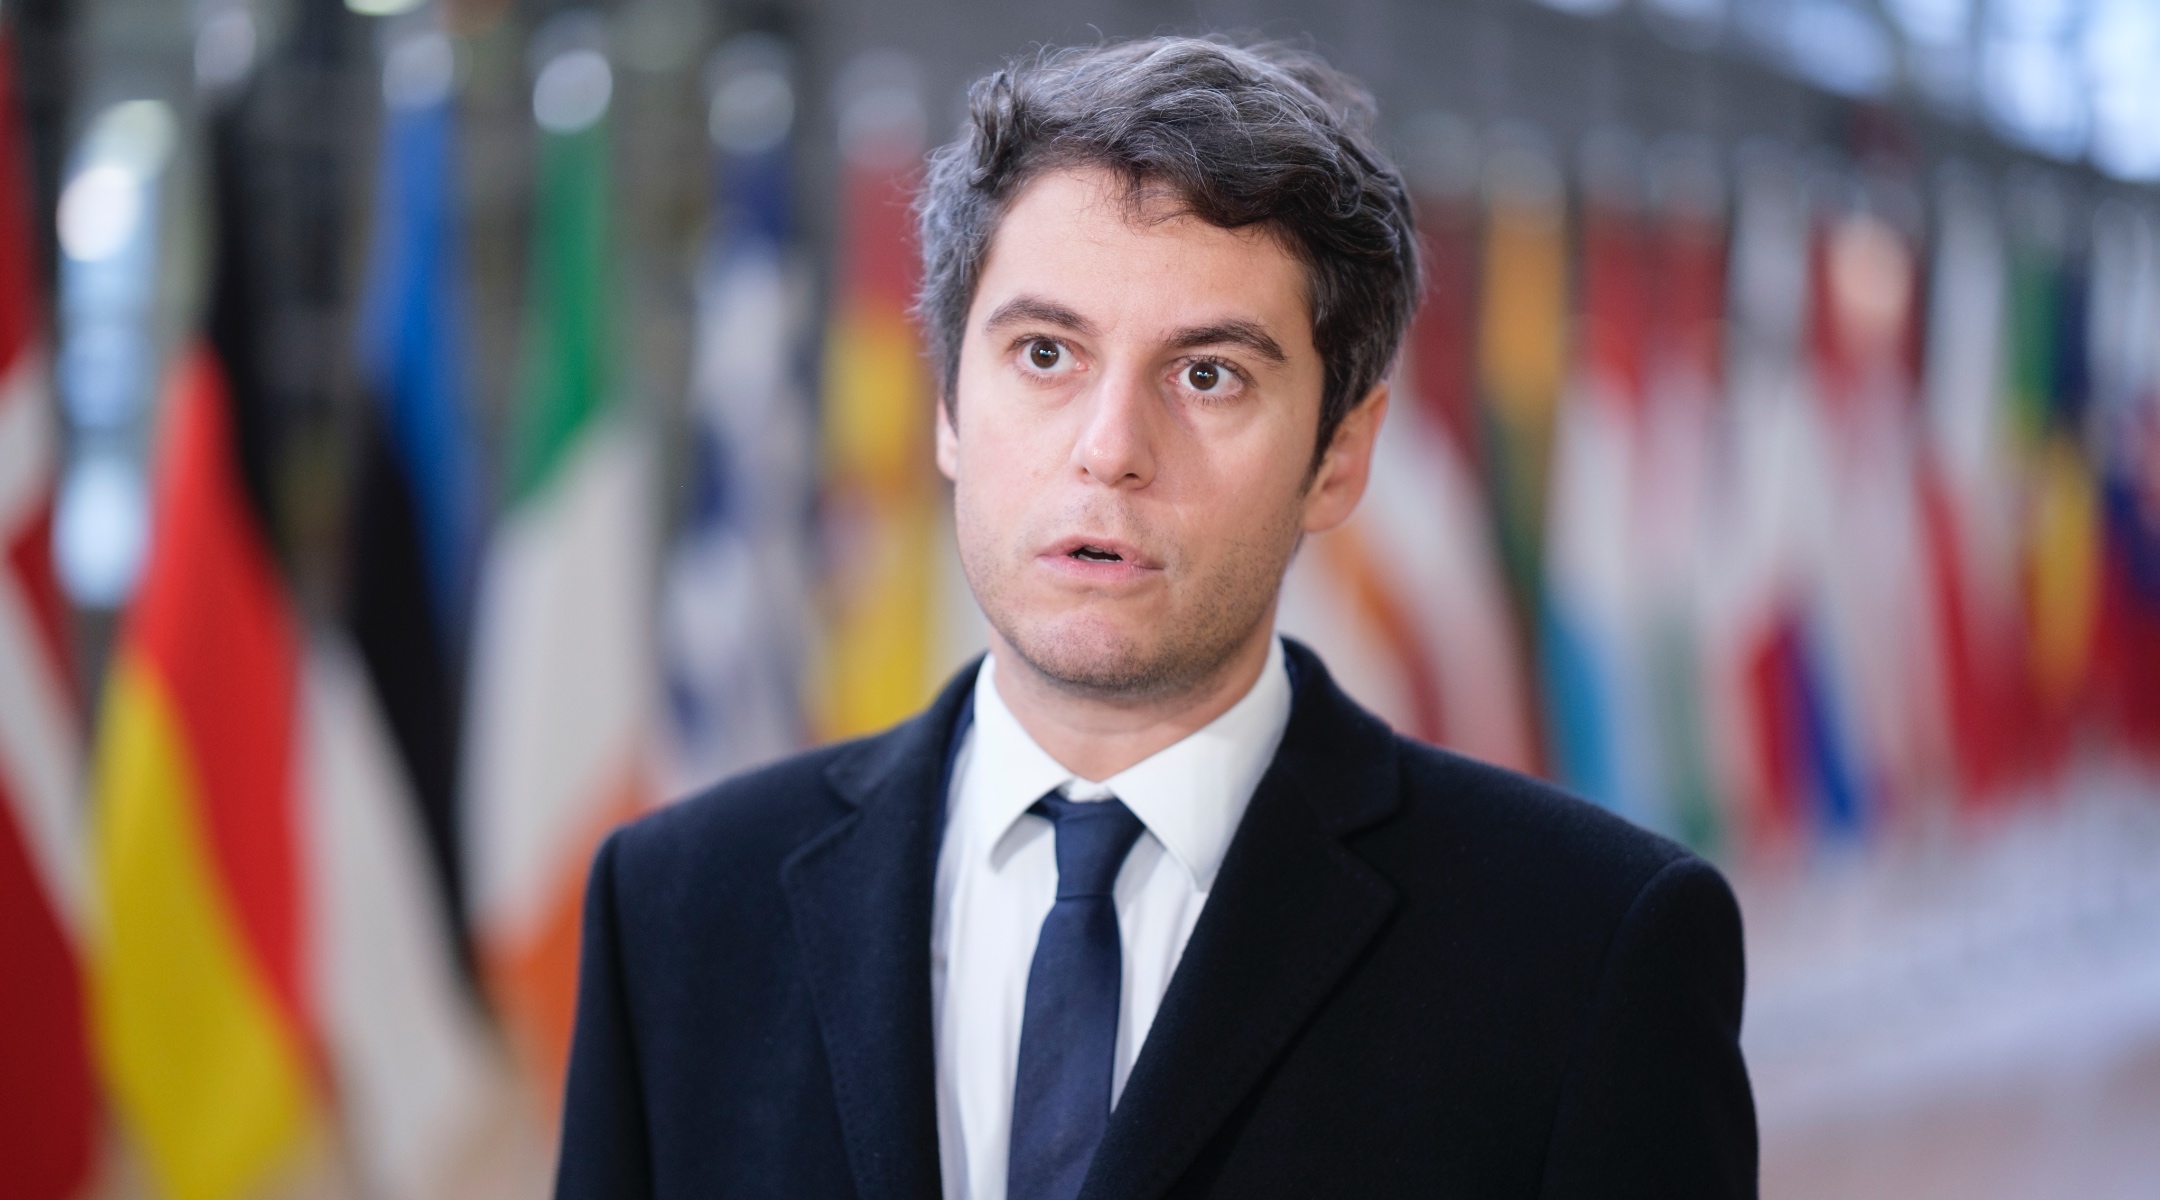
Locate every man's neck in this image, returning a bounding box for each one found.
[987,620,1278,783]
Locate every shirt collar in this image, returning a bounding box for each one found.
[959,635,1293,891]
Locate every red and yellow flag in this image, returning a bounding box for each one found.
[91,347,318,1200]
[813,67,942,740]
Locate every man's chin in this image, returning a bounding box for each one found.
[995,608,1258,704]
[999,617,1175,699]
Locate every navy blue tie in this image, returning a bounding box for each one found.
[1008,793,1146,1200]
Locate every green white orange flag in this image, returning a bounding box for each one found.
[462,24,655,1116]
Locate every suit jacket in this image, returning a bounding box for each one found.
[557,640,1757,1199]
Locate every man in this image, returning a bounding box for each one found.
[558,37,1756,1200]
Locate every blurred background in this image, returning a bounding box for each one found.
[0,0,2155,1196]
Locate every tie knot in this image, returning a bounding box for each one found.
[1031,793,1146,899]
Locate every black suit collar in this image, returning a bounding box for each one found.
[787,641,1401,1200]
[781,662,979,1200]
[1079,639,1401,1200]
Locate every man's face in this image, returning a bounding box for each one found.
[938,167,1382,700]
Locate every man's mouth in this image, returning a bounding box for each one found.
[1043,536,1156,572]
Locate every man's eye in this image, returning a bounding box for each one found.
[1028,340,1062,370]
[1184,361,1222,391]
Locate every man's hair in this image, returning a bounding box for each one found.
[915,36,1421,464]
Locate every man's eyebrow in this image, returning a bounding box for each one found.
[1166,319,1288,365]
[982,296,1098,337]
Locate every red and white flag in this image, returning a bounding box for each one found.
[1278,162,1532,772]
[0,23,96,1191]
[0,22,98,1199]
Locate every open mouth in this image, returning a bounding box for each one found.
[1045,536,1155,573]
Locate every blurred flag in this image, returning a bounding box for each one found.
[332,21,499,1197]
[347,21,482,973]
[813,51,944,739]
[304,631,497,1200]
[93,345,315,1200]
[1402,113,1483,466]
[1704,150,1856,850]
[2003,214,2101,767]
[1475,128,1568,772]
[2089,202,2160,759]
[1279,396,1532,769]
[1637,140,1727,851]
[1804,205,1939,827]
[90,81,322,1199]
[463,22,655,1114]
[1918,171,2030,800]
[0,22,97,1199]
[659,35,811,796]
[1283,115,1532,771]
[1540,143,1662,826]
[95,48,507,1199]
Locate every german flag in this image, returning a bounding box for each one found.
[89,93,318,1200]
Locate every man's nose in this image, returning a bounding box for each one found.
[1071,365,1157,489]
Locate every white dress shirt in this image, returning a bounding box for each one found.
[930,635,1293,1200]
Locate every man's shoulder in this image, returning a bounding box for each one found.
[599,661,978,911]
[1374,735,1719,921]
[605,739,865,885]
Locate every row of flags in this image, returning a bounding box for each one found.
[89,25,497,1200]
[0,10,815,1199]
[1288,125,2160,861]
[6,10,2160,1199]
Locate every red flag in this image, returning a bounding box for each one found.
[0,23,98,1199]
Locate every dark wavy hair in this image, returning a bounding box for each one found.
[914,36,1421,465]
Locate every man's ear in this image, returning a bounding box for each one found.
[935,395,959,482]
[1301,381,1389,535]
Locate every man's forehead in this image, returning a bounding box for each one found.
[974,167,1312,349]
[997,167,1290,260]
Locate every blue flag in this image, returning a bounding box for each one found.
[346,24,482,954]
[659,35,813,795]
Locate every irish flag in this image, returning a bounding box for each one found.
[0,20,96,1196]
[463,28,655,1116]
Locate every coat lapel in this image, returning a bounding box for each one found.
[781,665,978,1200]
[1079,641,1403,1200]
